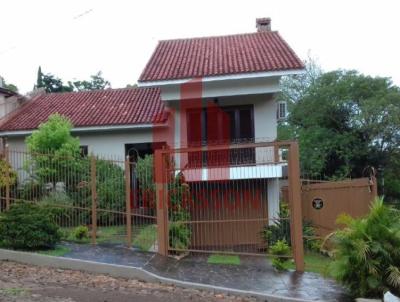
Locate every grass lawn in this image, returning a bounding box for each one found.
[61,226,128,244]
[36,245,71,257]
[61,225,157,249]
[208,254,241,266]
[133,224,157,251]
[276,252,333,277]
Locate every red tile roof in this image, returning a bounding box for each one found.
[139,31,304,82]
[0,87,166,131]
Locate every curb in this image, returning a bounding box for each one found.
[0,248,315,302]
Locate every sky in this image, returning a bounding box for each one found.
[1,0,399,93]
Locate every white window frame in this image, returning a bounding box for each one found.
[277,101,287,120]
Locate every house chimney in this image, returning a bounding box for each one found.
[256,18,271,32]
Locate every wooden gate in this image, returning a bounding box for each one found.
[155,140,305,271]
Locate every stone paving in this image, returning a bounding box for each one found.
[62,243,351,301]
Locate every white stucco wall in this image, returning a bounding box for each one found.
[5,128,163,160]
[160,76,281,101]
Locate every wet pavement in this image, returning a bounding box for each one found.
[62,243,350,301]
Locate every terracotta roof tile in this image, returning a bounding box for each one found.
[0,87,166,131]
[139,31,304,82]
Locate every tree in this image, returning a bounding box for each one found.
[278,56,323,105]
[25,114,82,184]
[35,66,73,93]
[69,71,111,91]
[277,57,322,147]
[0,76,18,92]
[281,67,400,184]
[36,66,44,89]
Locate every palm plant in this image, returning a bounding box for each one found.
[329,197,400,298]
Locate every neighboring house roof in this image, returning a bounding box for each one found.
[0,87,166,132]
[0,87,19,98]
[139,31,304,83]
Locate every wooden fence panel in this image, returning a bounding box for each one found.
[283,177,377,237]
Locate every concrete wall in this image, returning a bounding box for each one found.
[0,95,20,120]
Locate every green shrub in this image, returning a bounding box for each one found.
[72,225,89,240]
[168,172,192,251]
[270,239,291,271]
[263,203,321,252]
[18,180,45,201]
[329,198,400,298]
[95,159,125,224]
[263,203,290,245]
[0,202,60,250]
[169,221,191,250]
[37,192,77,227]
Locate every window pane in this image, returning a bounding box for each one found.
[239,109,253,141]
[187,110,202,146]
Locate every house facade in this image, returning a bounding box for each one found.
[0,18,304,223]
[0,86,25,122]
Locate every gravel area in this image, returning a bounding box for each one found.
[0,261,260,302]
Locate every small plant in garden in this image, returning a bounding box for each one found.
[329,198,400,298]
[270,239,291,271]
[0,202,60,250]
[72,225,89,241]
[0,159,17,188]
[263,203,290,245]
[169,221,191,250]
[263,203,321,252]
[168,172,192,251]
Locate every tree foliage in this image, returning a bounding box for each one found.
[26,114,80,154]
[35,67,73,93]
[25,114,82,184]
[69,71,111,91]
[35,67,111,93]
[280,66,400,186]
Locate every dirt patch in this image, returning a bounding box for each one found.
[0,261,259,302]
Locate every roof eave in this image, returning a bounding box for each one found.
[138,68,305,88]
[0,123,168,137]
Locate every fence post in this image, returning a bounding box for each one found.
[155,149,168,256]
[4,145,10,211]
[90,155,97,245]
[288,141,305,272]
[125,157,132,247]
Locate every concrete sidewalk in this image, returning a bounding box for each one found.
[60,243,350,301]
